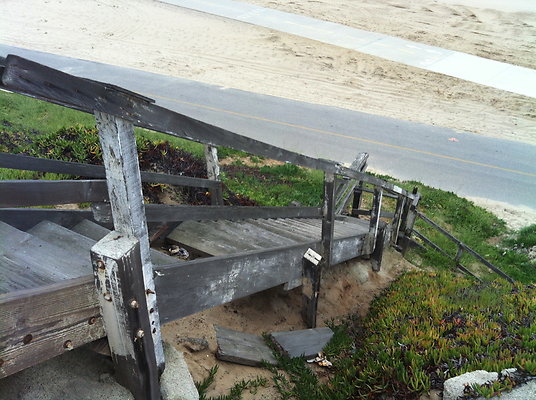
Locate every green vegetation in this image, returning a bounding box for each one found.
[196,365,268,400]
[259,271,535,399]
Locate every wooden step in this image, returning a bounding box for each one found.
[72,219,178,265]
[28,220,97,262]
[0,221,91,294]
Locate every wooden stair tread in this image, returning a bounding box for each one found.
[0,221,91,293]
[72,219,177,265]
[168,217,370,258]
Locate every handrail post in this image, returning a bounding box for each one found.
[398,187,420,254]
[351,181,364,218]
[367,187,383,254]
[303,171,335,328]
[94,112,164,397]
[204,144,224,205]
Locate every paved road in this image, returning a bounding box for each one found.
[1,45,535,209]
[161,0,536,98]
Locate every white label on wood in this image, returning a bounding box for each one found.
[304,248,322,266]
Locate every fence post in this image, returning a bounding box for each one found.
[91,234,160,399]
[204,144,224,205]
[391,195,406,245]
[398,187,420,254]
[367,187,383,254]
[351,181,364,218]
[94,112,165,378]
[303,171,335,328]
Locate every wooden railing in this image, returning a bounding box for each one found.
[0,54,419,398]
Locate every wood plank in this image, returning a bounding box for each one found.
[0,208,105,231]
[215,326,277,367]
[71,219,178,266]
[247,219,312,243]
[155,243,316,322]
[237,221,298,246]
[28,220,96,261]
[92,203,321,224]
[0,275,105,379]
[270,327,333,359]
[91,233,161,399]
[95,111,164,369]
[0,180,108,207]
[0,221,92,293]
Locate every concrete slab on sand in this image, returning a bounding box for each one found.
[0,343,199,400]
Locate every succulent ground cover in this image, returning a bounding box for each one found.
[260,271,535,399]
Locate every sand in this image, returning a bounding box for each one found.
[1,0,535,145]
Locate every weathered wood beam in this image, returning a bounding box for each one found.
[0,152,221,189]
[92,203,322,224]
[367,187,383,254]
[91,234,160,399]
[0,276,105,379]
[94,112,165,371]
[203,145,224,205]
[0,179,108,207]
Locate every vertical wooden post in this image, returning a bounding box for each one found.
[399,187,420,255]
[351,182,364,218]
[367,187,383,254]
[204,144,223,205]
[303,172,335,328]
[91,234,161,399]
[391,195,406,245]
[94,112,165,372]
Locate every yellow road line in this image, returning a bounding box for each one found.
[146,92,536,178]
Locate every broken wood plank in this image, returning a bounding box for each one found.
[214,326,277,367]
[270,327,333,359]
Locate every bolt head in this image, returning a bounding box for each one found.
[103,293,112,302]
[96,260,105,270]
[129,299,139,309]
[64,340,73,350]
[135,329,144,339]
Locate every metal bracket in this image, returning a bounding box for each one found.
[304,248,322,266]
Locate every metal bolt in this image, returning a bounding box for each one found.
[88,316,97,325]
[146,288,155,295]
[23,334,33,344]
[96,260,105,270]
[129,299,139,309]
[103,293,112,302]
[64,340,73,351]
[135,329,145,339]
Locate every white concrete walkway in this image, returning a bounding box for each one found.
[160,0,536,98]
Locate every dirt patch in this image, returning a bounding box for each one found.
[161,248,415,397]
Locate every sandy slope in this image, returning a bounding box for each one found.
[1,0,535,145]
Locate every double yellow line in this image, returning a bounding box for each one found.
[146,92,536,178]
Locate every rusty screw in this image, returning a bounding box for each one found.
[135,329,145,340]
[146,288,155,295]
[22,334,33,344]
[103,293,112,302]
[129,299,139,309]
[96,260,105,270]
[88,316,97,325]
[64,340,73,351]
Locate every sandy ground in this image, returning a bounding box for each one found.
[161,249,414,398]
[1,0,535,146]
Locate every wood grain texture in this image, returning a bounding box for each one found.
[0,275,105,378]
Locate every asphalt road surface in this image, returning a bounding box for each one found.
[1,45,535,210]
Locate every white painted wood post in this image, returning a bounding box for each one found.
[94,111,165,370]
[204,144,223,205]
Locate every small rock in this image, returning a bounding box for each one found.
[177,336,209,352]
[443,370,498,400]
